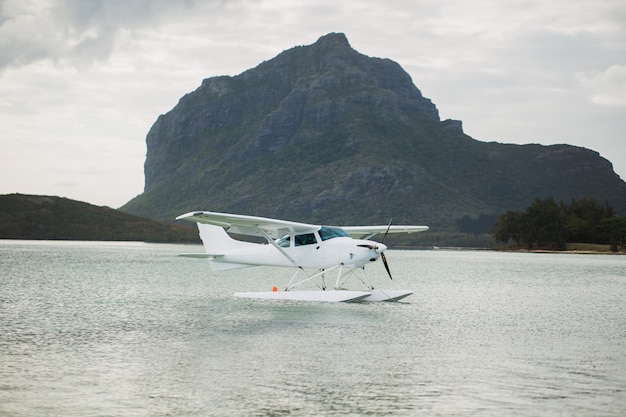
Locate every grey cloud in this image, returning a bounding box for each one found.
[0,0,210,70]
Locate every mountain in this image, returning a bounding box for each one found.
[122,33,626,233]
[0,194,198,242]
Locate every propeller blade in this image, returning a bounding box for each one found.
[380,251,392,280]
[382,218,393,244]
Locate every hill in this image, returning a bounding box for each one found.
[121,33,626,234]
[0,194,198,242]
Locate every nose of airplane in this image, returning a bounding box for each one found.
[356,241,387,262]
[354,240,393,279]
[356,241,386,253]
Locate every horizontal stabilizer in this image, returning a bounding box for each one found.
[178,253,223,259]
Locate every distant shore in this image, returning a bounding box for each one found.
[513,249,624,255]
[399,244,625,255]
[492,243,625,255]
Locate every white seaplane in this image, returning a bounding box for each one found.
[176,210,428,303]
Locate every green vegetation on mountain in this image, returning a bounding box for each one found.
[0,194,198,242]
[121,33,626,242]
[492,197,626,251]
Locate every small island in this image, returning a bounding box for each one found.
[0,194,199,243]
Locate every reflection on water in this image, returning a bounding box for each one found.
[1,241,625,416]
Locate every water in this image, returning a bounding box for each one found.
[1,241,624,416]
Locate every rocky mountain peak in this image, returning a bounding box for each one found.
[124,33,626,231]
[316,32,351,47]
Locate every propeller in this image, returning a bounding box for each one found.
[382,218,392,244]
[380,219,393,280]
[380,251,392,280]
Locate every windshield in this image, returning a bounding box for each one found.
[318,226,349,241]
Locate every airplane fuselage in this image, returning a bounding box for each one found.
[213,236,385,270]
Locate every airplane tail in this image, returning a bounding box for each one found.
[196,223,254,270]
[197,223,250,253]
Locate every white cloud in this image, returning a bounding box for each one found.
[577,64,626,107]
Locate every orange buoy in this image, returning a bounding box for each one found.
[272,286,278,292]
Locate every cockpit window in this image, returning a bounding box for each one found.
[295,233,317,246]
[318,226,349,241]
[276,235,291,247]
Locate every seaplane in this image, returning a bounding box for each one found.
[176,210,428,303]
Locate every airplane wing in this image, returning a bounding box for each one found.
[176,211,319,239]
[342,225,429,239]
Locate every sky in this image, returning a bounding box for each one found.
[1,0,625,208]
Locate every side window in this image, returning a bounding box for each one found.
[294,233,317,246]
[277,235,291,248]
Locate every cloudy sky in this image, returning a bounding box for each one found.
[1,0,625,208]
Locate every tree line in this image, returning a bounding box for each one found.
[492,197,626,251]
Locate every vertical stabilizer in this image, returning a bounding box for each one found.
[197,223,251,254]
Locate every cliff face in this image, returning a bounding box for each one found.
[123,33,626,230]
[143,33,438,189]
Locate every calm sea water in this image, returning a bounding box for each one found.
[1,240,624,416]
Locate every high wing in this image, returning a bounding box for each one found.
[342,225,429,240]
[175,211,319,239]
[177,211,428,241]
